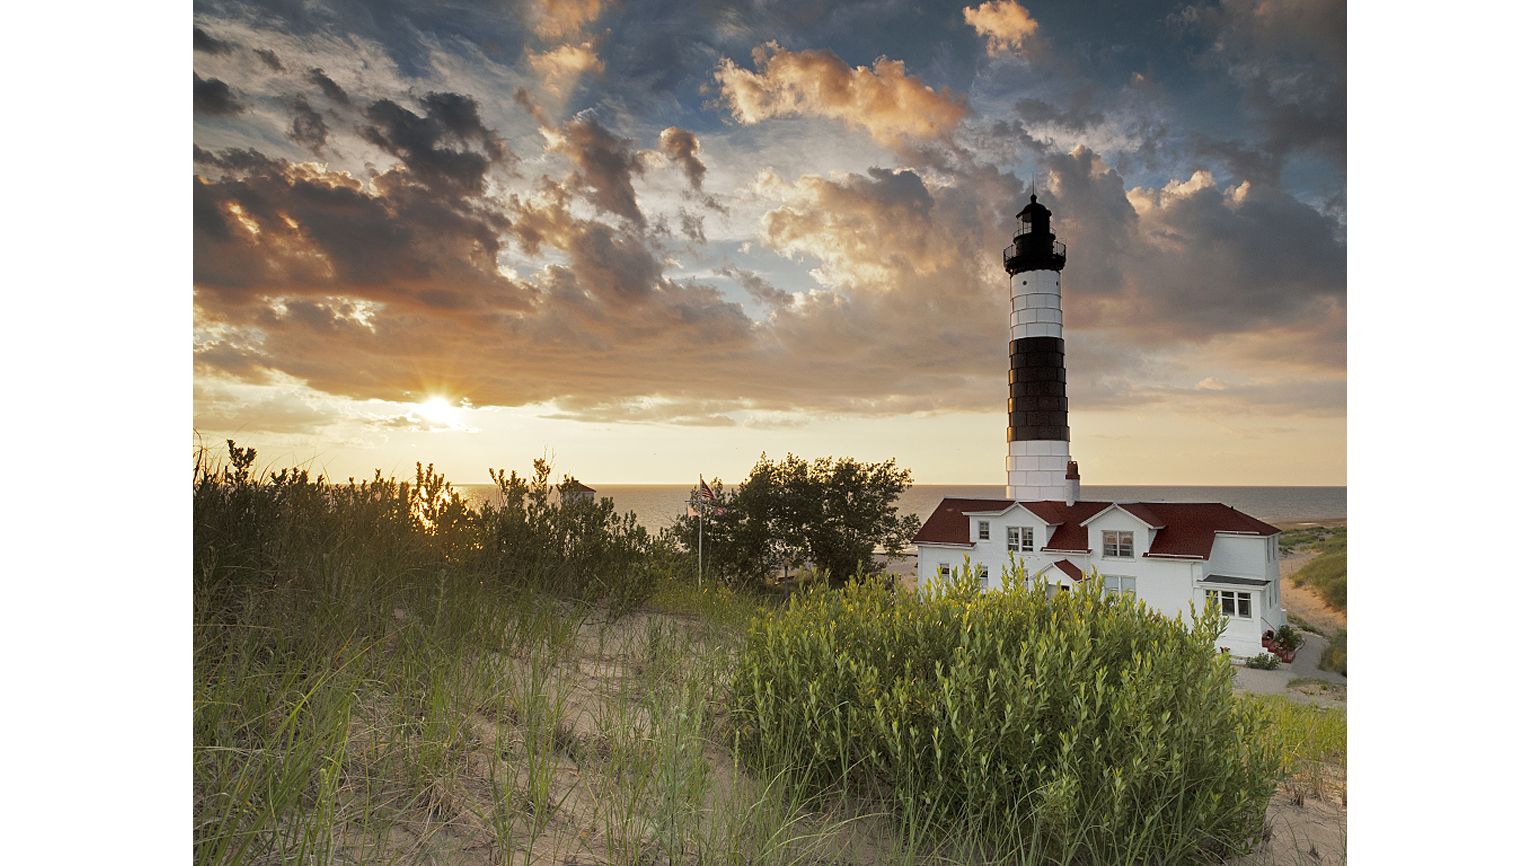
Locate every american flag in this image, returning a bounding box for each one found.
[689,476,724,516]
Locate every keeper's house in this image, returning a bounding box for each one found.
[913,192,1285,657]
[914,499,1283,656]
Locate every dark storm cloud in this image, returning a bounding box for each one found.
[287,97,328,154]
[307,67,350,104]
[549,115,646,224]
[254,48,285,71]
[1033,144,1344,362]
[658,127,707,191]
[194,74,244,115]
[193,26,235,54]
[1193,0,1346,169]
[193,136,523,318]
[362,93,506,196]
[193,145,281,174]
[1015,96,1105,135]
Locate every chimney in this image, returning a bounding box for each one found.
[1064,460,1080,506]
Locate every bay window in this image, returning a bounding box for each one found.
[1205,588,1253,619]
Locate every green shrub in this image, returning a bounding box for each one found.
[1245,652,1280,670]
[730,565,1284,864]
[1321,629,1347,676]
[1274,624,1303,652]
[194,440,671,608]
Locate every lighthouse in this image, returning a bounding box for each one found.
[911,193,1287,658]
[1003,193,1076,502]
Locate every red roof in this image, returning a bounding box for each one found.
[1051,559,1083,581]
[911,498,1016,545]
[913,498,1279,560]
[1134,502,1279,558]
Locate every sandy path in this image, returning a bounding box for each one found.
[1280,552,1346,632]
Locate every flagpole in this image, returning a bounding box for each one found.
[697,507,703,588]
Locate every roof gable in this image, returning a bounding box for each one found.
[1078,502,1165,529]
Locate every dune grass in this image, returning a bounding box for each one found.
[1320,629,1348,676]
[731,565,1287,865]
[195,443,1342,866]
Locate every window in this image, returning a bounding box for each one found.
[978,566,989,591]
[1006,526,1034,553]
[1205,589,1253,619]
[938,564,952,579]
[1102,530,1133,558]
[978,521,991,540]
[1104,575,1137,597]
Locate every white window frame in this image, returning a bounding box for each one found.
[1102,530,1134,558]
[1006,526,1034,553]
[1205,588,1253,619]
[977,565,989,591]
[978,520,991,540]
[1104,574,1136,597]
[938,563,951,580]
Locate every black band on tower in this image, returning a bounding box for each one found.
[1007,336,1069,441]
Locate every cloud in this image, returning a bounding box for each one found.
[528,41,604,99]
[658,127,706,191]
[963,1,1040,57]
[715,42,968,146]
[1194,0,1346,169]
[286,97,328,154]
[529,0,611,40]
[307,67,350,104]
[254,47,285,71]
[194,136,523,320]
[189,4,1343,430]
[546,114,646,224]
[194,74,245,115]
[362,92,507,196]
[194,26,236,55]
[715,264,791,307]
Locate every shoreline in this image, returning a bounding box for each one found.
[1273,518,1347,531]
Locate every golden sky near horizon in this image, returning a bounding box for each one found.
[193,0,1346,486]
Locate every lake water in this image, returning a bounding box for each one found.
[455,483,1346,532]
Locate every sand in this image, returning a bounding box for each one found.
[1280,551,1347,633]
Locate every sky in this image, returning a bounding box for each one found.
[191,0,1346,486]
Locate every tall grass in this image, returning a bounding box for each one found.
[1321,628,1347,676]
[730,564,1286,865]
[1283,527,1346,614]
[194,442,670,864]
[195,442,1328,866]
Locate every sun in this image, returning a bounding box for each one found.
[415,396,459,426]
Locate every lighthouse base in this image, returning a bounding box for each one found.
[1006,441,1076,502]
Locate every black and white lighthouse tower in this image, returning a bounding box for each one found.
[1003,193,1080,502]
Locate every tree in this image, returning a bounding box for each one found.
[671,454,921,585]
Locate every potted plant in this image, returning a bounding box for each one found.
[1275,625,1303,653]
